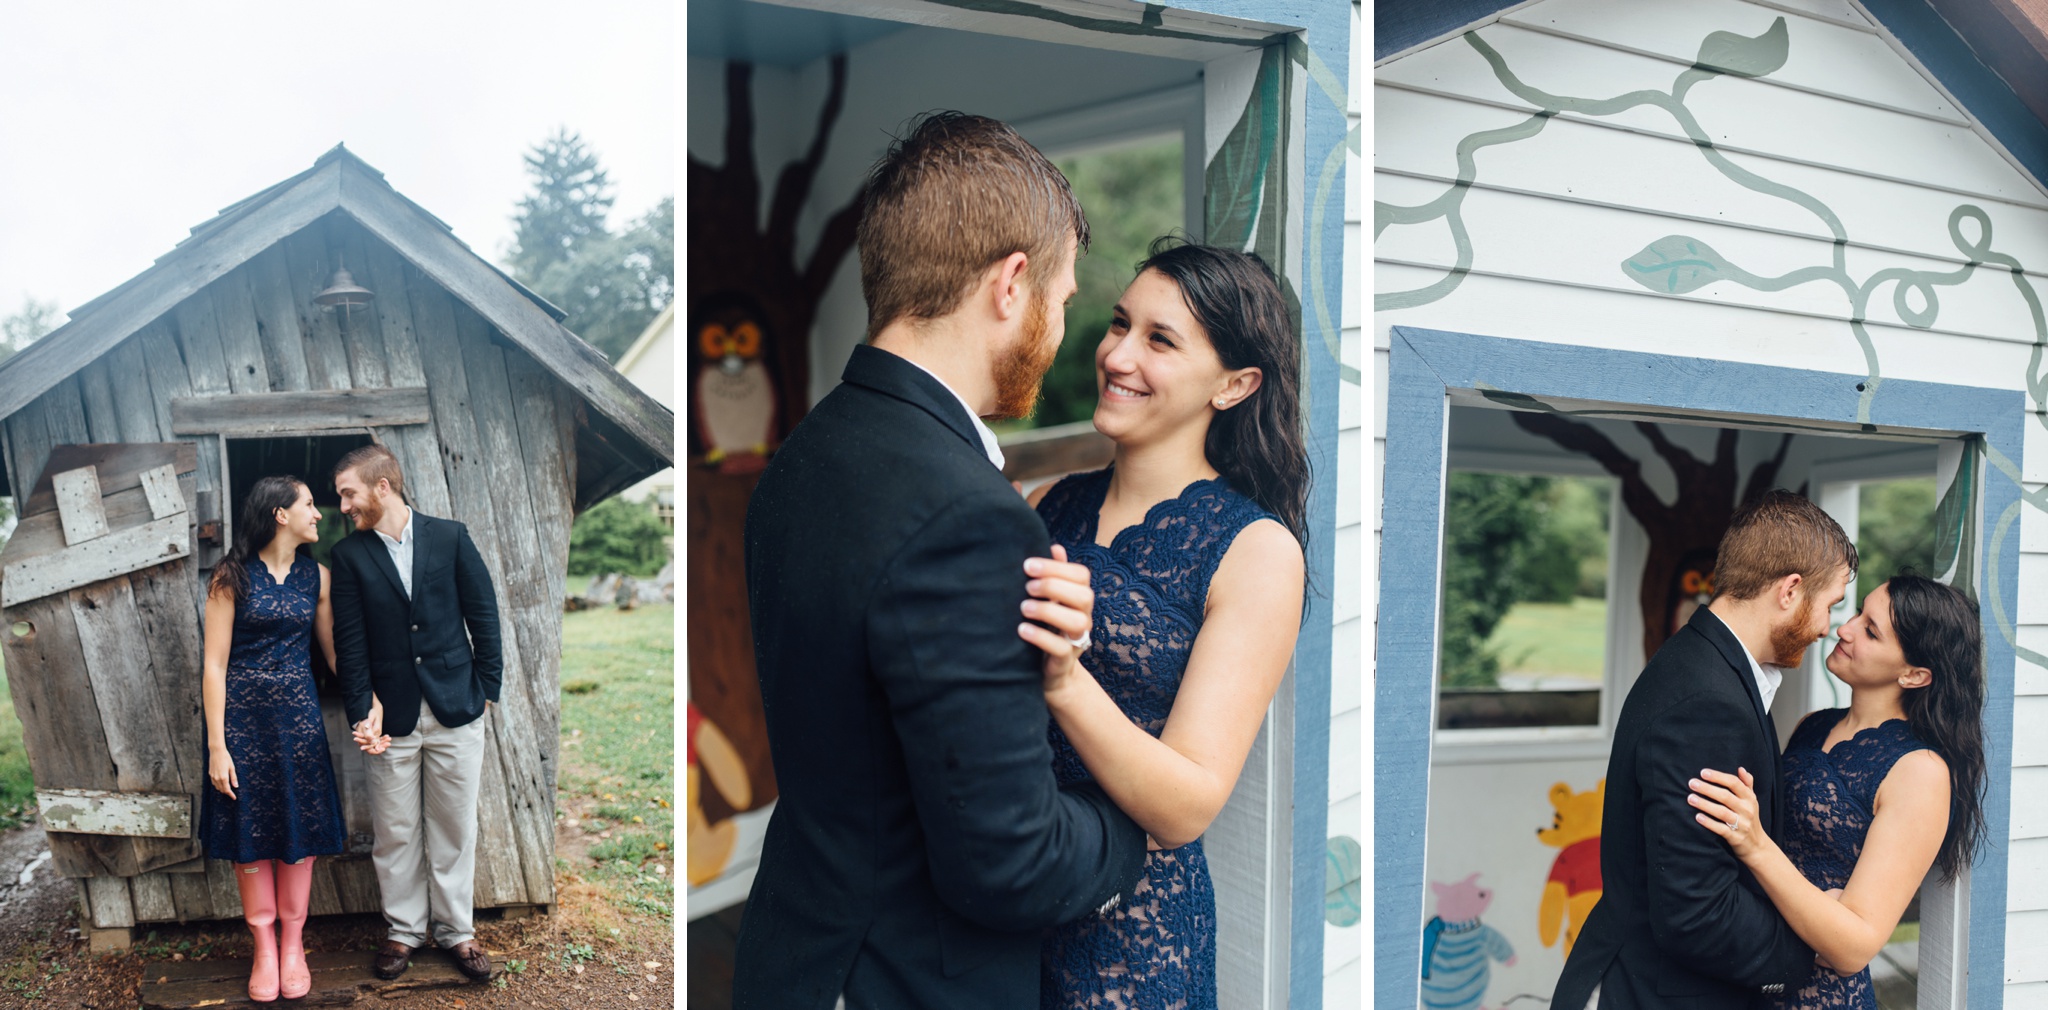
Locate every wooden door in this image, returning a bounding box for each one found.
[0,443,206,879]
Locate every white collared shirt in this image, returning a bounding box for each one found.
[1708,608,1783,711]
[903,358,1005,470]
[374,507,416,599]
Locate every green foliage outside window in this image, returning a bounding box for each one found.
[1857,478,1937,604]
[1024,136,1186,430]
[1440,473,1612,689]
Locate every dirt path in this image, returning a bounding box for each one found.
[0,823,674,1009]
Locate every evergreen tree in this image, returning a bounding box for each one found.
[507,132,672,361]
[508,129,615,283]
[0,298,57,362]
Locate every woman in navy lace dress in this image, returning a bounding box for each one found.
[199,476,372,1001]
[1018,240,1308,1009]
[1687,575,1985,1009]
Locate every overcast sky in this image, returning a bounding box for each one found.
[0,1,673,320]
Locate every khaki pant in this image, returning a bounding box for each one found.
[367,704,486,948]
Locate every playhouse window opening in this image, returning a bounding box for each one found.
[1437,468,1614,730]
[224,433,374,568]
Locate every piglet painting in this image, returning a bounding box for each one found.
[1421,873,1517,1010]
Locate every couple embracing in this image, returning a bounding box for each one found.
[1556,492,1987,1010]
[733,112,1309,1008]
[197,445,499,1000]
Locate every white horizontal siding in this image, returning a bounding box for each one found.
[2013,697,2048,767]
[2011,838,2048,912]
[2017,625,2048,696]
[2010,909,2048,983]
[1377,23,2038,202]
[2012,768,2048,840]
[1379,184,2048,341]
[1376,265,2036,394]
[1504,0,1945,116]
[2010,980,2048,1008]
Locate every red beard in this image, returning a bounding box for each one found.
[989,292,1059,421]
[352,495,385,532]
[1768,594,1821,667]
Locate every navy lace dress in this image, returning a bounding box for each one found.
[1769,709,1932,1010]
[199,552,348,865]
[1036,468,1277,1010]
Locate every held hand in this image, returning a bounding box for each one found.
[1688,766,1767,861]
[353,696,391,754]
[209,747,238,800]
[1016,544,1096,699]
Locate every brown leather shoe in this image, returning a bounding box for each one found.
[372,940,414,980]
[447,939,494,980]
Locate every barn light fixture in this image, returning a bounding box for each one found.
[314,261,374,311]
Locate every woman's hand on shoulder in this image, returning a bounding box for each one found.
[1688,766,1772,863]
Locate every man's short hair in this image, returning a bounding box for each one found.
[1713,489,1858,602]
[856,111,1088,340]
[333,443,406,499]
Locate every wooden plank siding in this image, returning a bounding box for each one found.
[0,178,616,926]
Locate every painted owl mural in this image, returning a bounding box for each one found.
[689,292,779,473]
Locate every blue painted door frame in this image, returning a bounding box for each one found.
[1375,326,2021,1008]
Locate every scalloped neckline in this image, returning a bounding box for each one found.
[255,553,304,587]
[1816,710,1910,757]
[1082,470,1228,552]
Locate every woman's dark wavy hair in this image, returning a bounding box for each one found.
[1133,236,1310,550]
[1887,573,1986,881]
[209,476,311,610]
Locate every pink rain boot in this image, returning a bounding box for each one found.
[234,862,279,1002]
[275,857,316,999]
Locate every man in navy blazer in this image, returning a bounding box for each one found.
[329,444,501,983]
[1553,490,1856,1009]
[735,113,1146,1008]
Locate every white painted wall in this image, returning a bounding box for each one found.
[617,303,674,505]
[1375,0,2048,1003]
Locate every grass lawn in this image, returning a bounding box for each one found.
[554,602,677,936]
[1486,597,1608,679]
[0,654,33,829]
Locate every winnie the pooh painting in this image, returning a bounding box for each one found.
[1536,779,1604,956]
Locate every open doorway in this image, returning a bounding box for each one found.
[224,433,373,566]
[1377,326,2021,1010]
[1424,402,1939,1003]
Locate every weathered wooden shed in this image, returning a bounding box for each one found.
[0,145,673,946]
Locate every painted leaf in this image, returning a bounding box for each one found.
[1622,235,1733,294]
[1696,17,1789,78]
[1930,441,1975,584]
[1205,47,1281,251]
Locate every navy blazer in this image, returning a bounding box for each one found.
[329,510,503,737]
[1552,606,1811,1010]
[734,345,1146,1009]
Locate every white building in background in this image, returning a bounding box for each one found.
[615,301,675,525]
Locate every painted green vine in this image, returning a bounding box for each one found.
[1377,17,2048,668]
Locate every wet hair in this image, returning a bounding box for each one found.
[1887,573,1986,881]
[1712,489,1858,602]
[856,111,1088,340]
[209,476,310,609]
[1134,236,1309,549]
[332,443,405,499]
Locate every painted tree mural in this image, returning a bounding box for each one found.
[1509,411,1798,662]
[684,56,863,870]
